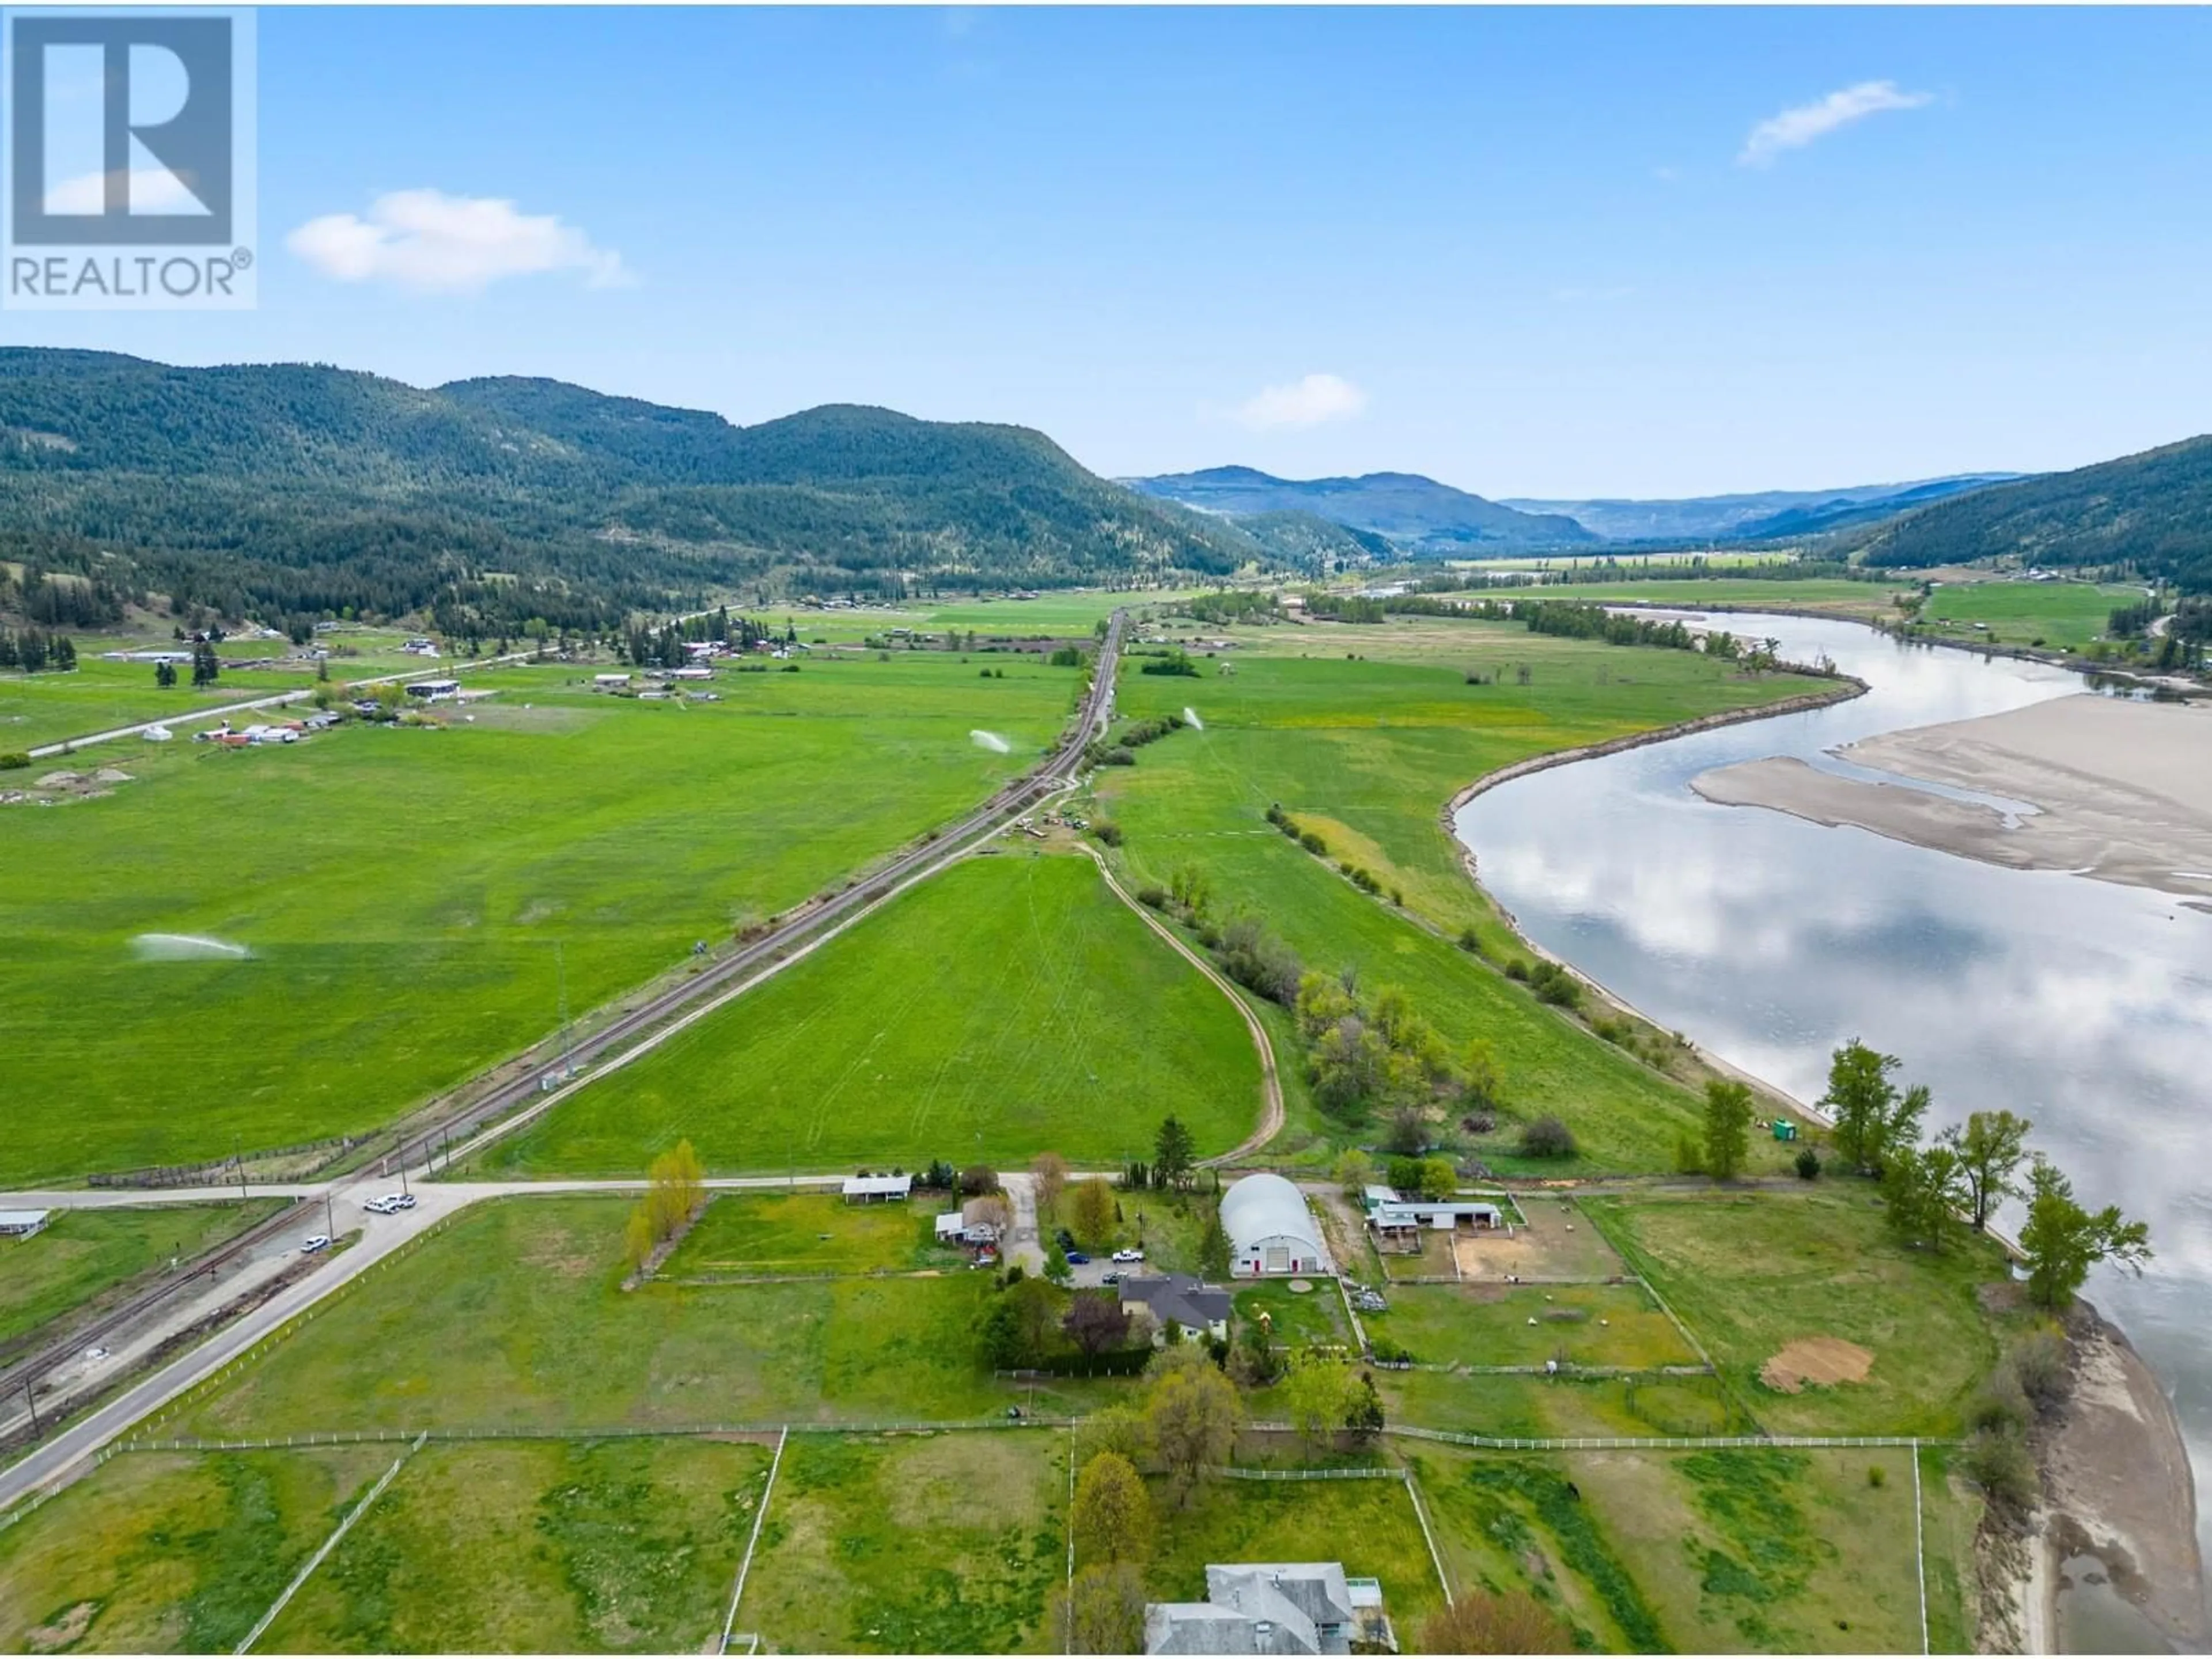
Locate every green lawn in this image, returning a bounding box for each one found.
[743,1431,1067,1653]
[1143,1475,1446,1627]
[658,1192,956,1278]
[3,653,1078,1183]
[1363,1282,1697,1371]
[0,1201,281,1354]
[490,853,1264,1177]
[1098,619,1824,1171]
[1917,578,2145,651]
[260,1438,770,1653]
[1232,1279,1351,1350]
[0,1446,389,1653]
[1583,1187,2014,1435]
[180,1198,1096,1438]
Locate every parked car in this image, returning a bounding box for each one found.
[1065,1250,1090,1265]
[385,1193,416,1210]
[1111,1248,1145,1263]
[1100,1271,1123,1286]
[301,1235,332,1253]
[362,1198,395,1215]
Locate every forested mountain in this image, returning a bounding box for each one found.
[0,351,1254,635]
[1229,510,1397,571]
[1499,475,2020,543]
[1124,465,1595,551]
[1852,435,2212,592]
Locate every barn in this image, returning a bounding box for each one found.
[1220,1173,1327,1278]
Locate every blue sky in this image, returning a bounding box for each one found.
[12,5,2212,497]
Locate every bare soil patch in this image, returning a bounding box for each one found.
[1761,1335,1874,1393]
[1453,1199,1627,1282]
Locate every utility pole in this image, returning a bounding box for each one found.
[555,940,573,1082]
[325,1193,335,1238]
[22,1377,39,1435]
[234,1134,247,1201]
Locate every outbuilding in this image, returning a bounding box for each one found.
[1220,1173,1327,1278]
[0,1209,51,1240]
[842,1174,912,1204]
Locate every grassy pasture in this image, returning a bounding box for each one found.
[657,1191,955,1278]
[1232,1279,1351,1350]
[1490,577,1903,619]
[0,1445,388,1653]
[1584,1187,2012,1436]
[260,1437,770,1653]
[1363,1282,1698,1371]
[0,1201,281,1354]
[1410,1441,1930,1653]
[2,653,1077,1183]
[1917,578,2143,651]
[181,1198,1093,1438]
[743,1431,1067,1653]
[1099,619,1824,1170]
[491,853,1263,1176]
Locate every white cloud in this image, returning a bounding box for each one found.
[1738,80,1933,168]
[286,189,631,294]
[1232,372,1368,431]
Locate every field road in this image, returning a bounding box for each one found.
[0,615,1132,1511]
[25,649,542,762]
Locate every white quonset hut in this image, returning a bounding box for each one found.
[1220,1173,1326,1278]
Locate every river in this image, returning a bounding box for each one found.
[1452,613,2212,1620]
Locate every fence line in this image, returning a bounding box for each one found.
[1912,1442,1931,1656]
[236,1432,424,1653]
[1387,1424,1938,1452]
[1202,1464,1402,1482]
[718,1427,786,1656]
[1401,1465,1453,1604]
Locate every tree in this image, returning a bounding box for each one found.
[1701,1079,1755,1181]
[1145,1347,1241,1499]
[1066,1291,1133,1357]
[154,658,177,689]
[1048,1563,1147,1654]
[1077,1402,1150,1466]
[1046,1242,1073,1286]
[641,1138,705,1244]
[1281,1358,1358,1456]
[1344,1372,1384,1444]
[1196,1209,1232,1281]
[1459,1039,1504,1114]
[1007,1275,1061,1361]
[1945,1110,2033,1231]
[1072,1177,1116,1246]
[969,1192,1014,1241]
[191,639,220,688]
[1881,1139,1965,1251]
[1332,1149,1376,1198]
[1031,1152,1069,1219]
[1416,1157,1458,1200]
[1821,1040,1907,1172]
[622,1205,656,1274]
[2020,1157,2152,1310]
[1072,1452,1154,1564]
[1154,1116,1196,1192]
[1419,1591,1573,1655]
[1517,1116,1577,1160]
[960,1163,999,1196]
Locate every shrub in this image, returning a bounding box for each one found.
[1526,960,1582,1008]
[1968,1378,2029,1436]
[1368,1337,1415,1366]
[1299,831,1327,855]
[1102,747,1136,766]
[1961,1429,2039,1512]
[2010,1332,2071,1415]
[1867,1464,1887,1488]
[1794,1147,1822,1181]
[1456,926,1483,956]
[1090,820,1124,847]
[1518,1116,1578,1160]
[1217,915,1303,1007]
[1503,959,1532,983]
[1135,884,1168,910]
[0,752,27,770]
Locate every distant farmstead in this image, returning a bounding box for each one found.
[1220,1174,1327,1278]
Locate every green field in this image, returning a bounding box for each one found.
[1232,1279,1351,1350]
[1584,1187,2013,1435]
[1410,1442,1929,1653]
[260,1438,770,1653]
[1497,577,1904,618]
[1099,616,1827,1171]
[3,653,1077,1183]
[1918,578,2145,651]
[1363,1282,1698,1371]
[658,1191,957,1278]
[0,1445,389,1653]
[490,852,1264,1176]
[179,1198,1095,1438]
[743,1431,1067,1653]
[0,1202,281,1354]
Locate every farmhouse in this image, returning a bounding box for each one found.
[1221,1174,1327,1278]
[933,1199,1002,1248]
[1118,1272,1232,1344]
[1145,1563,1388,1656]
[841,1174,911,1204]
[0,1209,51,1240]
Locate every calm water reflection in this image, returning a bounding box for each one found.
[1454,615,2212,1562]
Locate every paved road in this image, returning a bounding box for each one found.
[0,617,1131,1509]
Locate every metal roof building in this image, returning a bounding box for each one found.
[1219,1173,1326,1278]
[840,1174,912,1203]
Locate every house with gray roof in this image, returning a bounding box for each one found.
[1144,1562,1389,1655]
[1118,1272,1232,1344]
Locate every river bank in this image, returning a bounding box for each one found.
[1440,639,2210,1652]
[1690,693,2212,906]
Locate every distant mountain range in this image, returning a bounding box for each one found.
[1500,476,2025,543]
[1851,435,2212,592]
[0,350,1252,633]
[1123,465,1597,551]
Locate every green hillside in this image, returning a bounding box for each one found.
[1855,432,2212,591]
[0,350,1255,637]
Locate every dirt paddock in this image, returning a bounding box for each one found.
[1760,1336,1875,1392]
[1452,1198,1628,1282]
